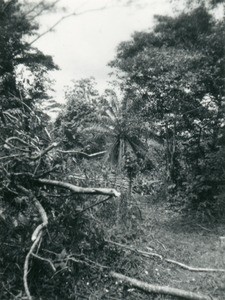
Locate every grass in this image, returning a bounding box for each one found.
[2,193,224,300]
[100,195,225,300]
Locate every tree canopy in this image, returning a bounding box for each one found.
[109,5,225,206]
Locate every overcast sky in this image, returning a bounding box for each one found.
[33,0,180,102]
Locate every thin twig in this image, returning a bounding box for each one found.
[105,239,163,260]
[31,253,56,272]
[29,6,107,45]
[165,259,225,273]
[76,196,113,215]
[31,142,59,160]
[68,257,108,270]
[58,150,106,159]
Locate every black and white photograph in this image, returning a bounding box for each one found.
[0,0,225,299]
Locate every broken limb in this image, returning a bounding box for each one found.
[105,239,163,260]
[165,258,225,273]
[31,253,56,272]
[37,178,121,197]
[19,187,49,299]
[18,185,48,241]
[24,231,43,300]
[105,240,225,273]
[5,136,33,147]
[31,197,48,241]
[58,150,106,159]
[31,142,59,160]
[110,271,212,300]
[76,196,113,215]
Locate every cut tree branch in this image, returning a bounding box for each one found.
[19,187,49,300]
[110,271,212,300]
[165,258,225,273]
[106,240,225,273]
[5,136,32,147]
[37,178,121,197]
[58,150,106,159]
[105,239,163,260]
[24,231,43,300]
[31,253,56,272]
[76,196,113,215]
[31,142,59,160]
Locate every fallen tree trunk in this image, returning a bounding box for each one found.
[37,179,121,197]
[110,271,212,300]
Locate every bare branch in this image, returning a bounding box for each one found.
[3,139,30,153]
[0,154,22,161]
[31,253,56,272]
[165,258,225,273]
[106,240,225,273]
[26,0,61,21]
[17,186,48,241]
[110,271,212,300]
[5,136,31,147]
[31,142,59,160]
[31,198,48,242]
[76,195,113,215]
[58,150,106,159]
[18,187,49,299]
[24,231,43,300]
[37,178,121,197]
[29,6,108,45]
[68,257,108,270]
[105,239,163,260]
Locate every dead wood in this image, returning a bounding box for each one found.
[37,178,121,197]
[58,150,106,159]
[106,239,225,273]
[110,271,212,300]
[105,239,163,259]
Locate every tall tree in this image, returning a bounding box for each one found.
[109,5,225,208]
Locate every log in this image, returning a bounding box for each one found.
[110,271,212,300]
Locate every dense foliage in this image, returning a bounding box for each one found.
[109,5,225,212]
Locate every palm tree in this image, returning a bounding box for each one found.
[85,90,162,195]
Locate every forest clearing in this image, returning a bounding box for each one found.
[0,0,224,299]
